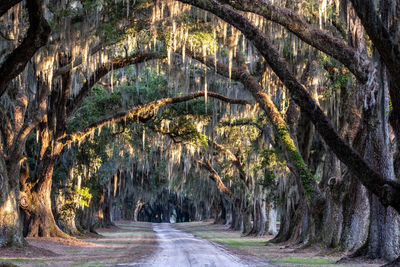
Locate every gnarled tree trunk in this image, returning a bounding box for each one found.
[22,145,69,238]
[0,157,24,247]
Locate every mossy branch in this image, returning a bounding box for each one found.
[59,91,249,146]
[197,159,232,196]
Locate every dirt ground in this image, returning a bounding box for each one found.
[174,221,387,267]
[0,221,388,267]
[0,221,157,267]
[133,223,270,266]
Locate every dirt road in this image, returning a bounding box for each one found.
[121,223,272,267]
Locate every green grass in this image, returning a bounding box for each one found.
[69,262,106,267]
[191,230,266,247]
[211,238,265,247]
[271,256,337,265]
[94,249,114,253]
[66,249,82,253]
[0,258,47,265]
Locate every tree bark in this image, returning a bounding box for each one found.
[0,157,24,247]
[133,200,144,222]
[0,0,50,97]
[22,145,69,238]
[101,183,114,227]
[266,202,277,235]
[220,0,368,82]
[0,0,22,17]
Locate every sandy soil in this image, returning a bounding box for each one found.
[174,221,387,267]
[0,221,157,267]
[122,223,273,267]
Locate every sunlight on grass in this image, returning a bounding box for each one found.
[271,256,337,265]
[0,258,47,265]
[70,262,105,267]
[212,238,265,247]
[192,230,266,247]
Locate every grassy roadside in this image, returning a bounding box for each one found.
[174,221,384,267]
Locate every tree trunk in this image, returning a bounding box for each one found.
[23,155,69,238]
[318,151,345,248]
[0,158,25,247]
[101,183,114,227]
[248,198,261,235]
[242,210,252,235]
[266,202,277,235]
[272,174,316,245]
[340,176,370,252]
[257,199,267,236]
[230,201,241,230]
[133,200,144,222]
[354,58,400,261]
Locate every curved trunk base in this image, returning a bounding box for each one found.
[26,205,71,239]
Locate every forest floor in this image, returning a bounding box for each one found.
[0,220,388,266]
[0,221,157,266]
[174,221,387,267]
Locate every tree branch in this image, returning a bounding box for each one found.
[66,52,166,118]
[349,0,400,86]
[349,0,400,155]
[53,42,112,77]
[178,0,400,212]
[59,91,249,146]
[210,140,249,188]
[0,0,22,17]
[0,0,50,97]
[197,159,232,196]
[183,49,320,201]
[220,0,369,82]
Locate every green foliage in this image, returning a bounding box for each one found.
[60,186,92,218]
[167,117,208,148]
[99,22,121,42]
[53,164,69,184]
[74,186,93,207]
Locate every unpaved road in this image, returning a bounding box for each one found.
[121,223,272,267]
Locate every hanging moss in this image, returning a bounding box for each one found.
[277,124,314,196]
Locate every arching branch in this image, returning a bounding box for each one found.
[220,0,368,82]
[349,0,400,86]
[0,0,22,17]
[183,49,320,201]
[179,0,400,213]
[210,140,249,188]
[350,0,400,155]
[197,159,232,196]
[66,52,167,118]
[59,91,249,146]
[0,0,50,97]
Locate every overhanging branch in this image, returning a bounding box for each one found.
[66,52,167,118]
[0,0,22,17]
[197,159,232,196]
[0,0,50,97]
[59,91,249,146]
[220,0,368,82]
[178,0,400,213]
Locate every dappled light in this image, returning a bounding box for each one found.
[0,0,400,266]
